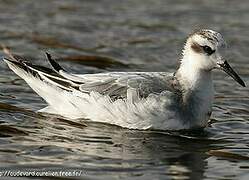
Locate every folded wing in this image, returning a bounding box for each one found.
[4,50,178,101]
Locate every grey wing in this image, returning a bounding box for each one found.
[76,72,179,99]
[45,53,179,99]
[4,52,179,100]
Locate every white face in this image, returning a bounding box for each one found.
[187,32,226,71]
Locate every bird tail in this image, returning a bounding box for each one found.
[2,48,85,118]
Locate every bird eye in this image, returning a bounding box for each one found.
[202,46,215,55]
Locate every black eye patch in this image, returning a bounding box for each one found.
[201,46,215,55]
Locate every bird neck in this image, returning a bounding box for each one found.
[175,54,213,93]
[175,54,214,128]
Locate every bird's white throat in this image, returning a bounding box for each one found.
[176,42,214,91]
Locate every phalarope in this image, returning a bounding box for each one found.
[3,29,246,130]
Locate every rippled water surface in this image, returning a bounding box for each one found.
[0,0,249,179]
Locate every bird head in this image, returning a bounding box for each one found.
[181,29,245,87]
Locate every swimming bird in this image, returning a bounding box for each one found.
[3,29,246,130]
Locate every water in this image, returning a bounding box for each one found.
[0,0,248,179]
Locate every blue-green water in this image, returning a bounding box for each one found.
[0,0,248,179]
